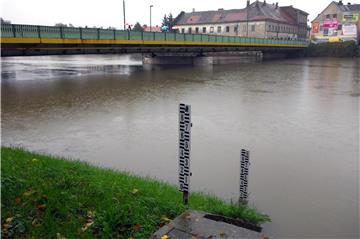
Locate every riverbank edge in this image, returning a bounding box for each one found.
[1,147,270,238]
[305,41,360,57]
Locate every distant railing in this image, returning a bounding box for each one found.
[1,24,309,47]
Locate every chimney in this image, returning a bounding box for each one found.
[263,0,266,6]
[218,8,224,11]
[338,0,343,5]
[275,2,278,9]
[192,8,195,12]
[348,2,351,5]
[247,0,250,7]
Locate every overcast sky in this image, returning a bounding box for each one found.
[1,0,359,29]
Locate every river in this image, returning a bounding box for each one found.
[1,55,359,238]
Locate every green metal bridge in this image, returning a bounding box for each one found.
[1,24,309,56]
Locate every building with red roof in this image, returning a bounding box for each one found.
[142,25,162,32]
[172,0,308,40]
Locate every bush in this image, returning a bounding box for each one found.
[306,41,359,57]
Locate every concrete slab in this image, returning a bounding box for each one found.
[151,210,268,239]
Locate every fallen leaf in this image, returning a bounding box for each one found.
[131,188,139,194]
[133,223,142,231]
[5,217,14,224]
[81,221,94,232]
[219,232,227,238]
[15,197,22,204]
[37,204,46,211]
[32,218,41,227]
[161,216,171,223]
[161,235,170,239]
[81,211,95,232]
[23,190,33,197]
[56,232,67,239]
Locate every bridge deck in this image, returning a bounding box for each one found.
[1,24,308,56]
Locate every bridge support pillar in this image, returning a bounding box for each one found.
[255,51,263,62]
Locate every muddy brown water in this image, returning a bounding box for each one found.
[1,55,359,238]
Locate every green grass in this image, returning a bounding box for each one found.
[1,147,270,238]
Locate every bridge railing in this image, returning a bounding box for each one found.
[1,24,309,47]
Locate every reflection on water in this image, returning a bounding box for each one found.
[1,55,359,238]
[1,54,143,81]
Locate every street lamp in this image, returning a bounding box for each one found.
[246,5,249,37]
[123,0,126,30]
[150,5,154,32]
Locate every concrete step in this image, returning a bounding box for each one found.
[151,210,269,239]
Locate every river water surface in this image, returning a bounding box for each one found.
[1,55,359,238]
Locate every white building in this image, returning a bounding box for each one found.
[311,1,360,43]
[173,1,308,40]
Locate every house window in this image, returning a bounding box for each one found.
[181,28,185,33]
[217,26,221,33]
[251,25,255,32]
[226,26,230,32]
[210,27,214,33]
[326,14,331,19]
[323,28,329,36]
[234,25,238,32]
[195,27,199,33]
[333,14,337,19]
[202,27,206,33]
[188,27,192,33]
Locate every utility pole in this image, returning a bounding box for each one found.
[123,0,126,30]
[150,5,153,32]
[246,0,249,37]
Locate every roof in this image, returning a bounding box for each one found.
[311,1,360,22]
[335,1,360,11]
[173,1,308,26]
[347,4,360,11]
[142,25,162,32]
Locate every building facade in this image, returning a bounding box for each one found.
[172,0,308,40]
[311,1,360,43]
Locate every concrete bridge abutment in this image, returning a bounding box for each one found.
[142,51,264,65]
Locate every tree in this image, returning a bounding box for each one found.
[161,13,175,32]
[55,23,75,27]
[0,18,11,24]
[55,23,68,27]
[168,13,174,24]
[133,22,144,31]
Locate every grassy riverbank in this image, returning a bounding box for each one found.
[1,147,270,238]
[305,41,359,57]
